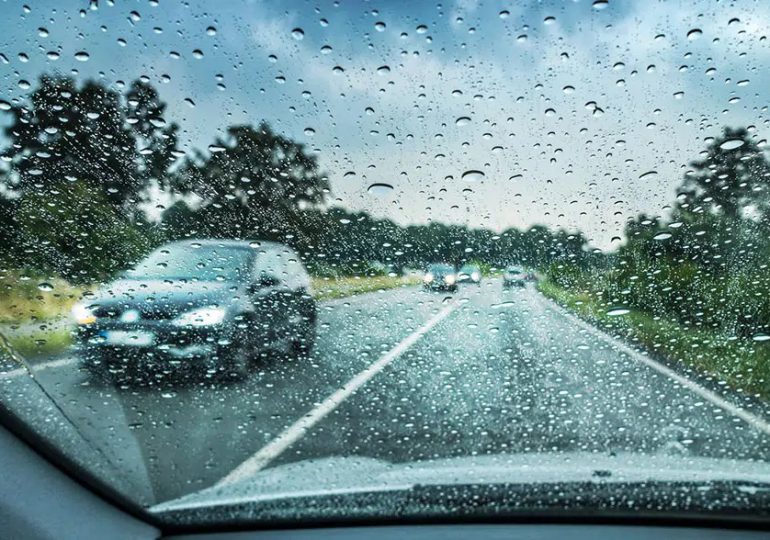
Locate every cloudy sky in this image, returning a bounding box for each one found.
[1,0,768,249]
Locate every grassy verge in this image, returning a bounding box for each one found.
[1,326,73,359]
[537,279,770,400]
[0,273,85,324]
[312,274,421,302]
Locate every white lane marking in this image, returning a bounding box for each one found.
[538,291,770,436]
[0,357,78,379]
[217,301,458,486]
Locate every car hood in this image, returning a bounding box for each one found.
[86,279,243,315]
[152,452,770,512]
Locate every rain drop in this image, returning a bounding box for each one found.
[687,28,702,40]
[719,139,745,150]
[367,183,394,196]
[461,170,485,182]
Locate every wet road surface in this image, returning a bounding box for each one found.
[3,279,770,504]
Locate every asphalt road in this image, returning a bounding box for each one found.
[4,279,770,504]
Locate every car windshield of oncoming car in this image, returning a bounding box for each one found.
[126,246,252,282]
[3,0,770,530]
[428,264,455,274]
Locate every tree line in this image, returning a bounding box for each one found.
[549,127,770,340]
[0,75,591,284]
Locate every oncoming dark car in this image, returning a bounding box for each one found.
[502,266,527,289]
[423,263,457,292]
[72,239,316,381]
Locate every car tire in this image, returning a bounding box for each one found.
[291,301,317,357]
[220,332,251,381]
[81,350,113,383]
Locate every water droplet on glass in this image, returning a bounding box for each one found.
[377,65,391,75]
[367,183,394,196]
[461,170,485,182]
[686,28,702,40]
[455,116,471,126]
[74,51,90,62]
[206,26,217,36]
[607,308,630,317]
[416,24,428,34]
[562,85,575,94]
[753,334,770,342]
[374,21,386,31]
[653,232,672,241]
[291,28,305,40]
[720,139,744,150]
[38,27,49,37]
[192,49,204,59]
[37,282,54,292]
[592,0,609,10]
[544,16,556,25]
[320,45,332,54]
[304,127,315,136]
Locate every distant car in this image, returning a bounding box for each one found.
[73,239,316,381]
[457,264,481,285]
[423,263,457,292]
[502,266,527,288]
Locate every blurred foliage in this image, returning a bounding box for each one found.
[0,75,591,292]
[543,127,770,395]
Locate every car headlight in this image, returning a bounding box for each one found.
[72,303,96,325]
[173,306,227,327]
[471,272,480,281]
[423,273,434,283]
[444,274,456,285]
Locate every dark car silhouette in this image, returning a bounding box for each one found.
[422,263,458,292]
[73,239,316,381]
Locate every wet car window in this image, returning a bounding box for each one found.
[2,0,770,530]
[127,244,252,282]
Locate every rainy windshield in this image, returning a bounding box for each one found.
[2,0,770,528]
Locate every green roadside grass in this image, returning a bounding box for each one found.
[537,279,770,401]
[311,274,422,302]
[2,327,73,359]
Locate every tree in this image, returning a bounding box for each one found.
[679,127,770,221]
[126,80,180,197]
[0,75,176,281]
[166,123,329,239]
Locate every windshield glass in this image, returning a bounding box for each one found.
[2,0,770,529]
[427,264,455,274]
[126,244,251,282]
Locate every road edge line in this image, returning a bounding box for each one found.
[537,290,770,436]
[216,301,458,486]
